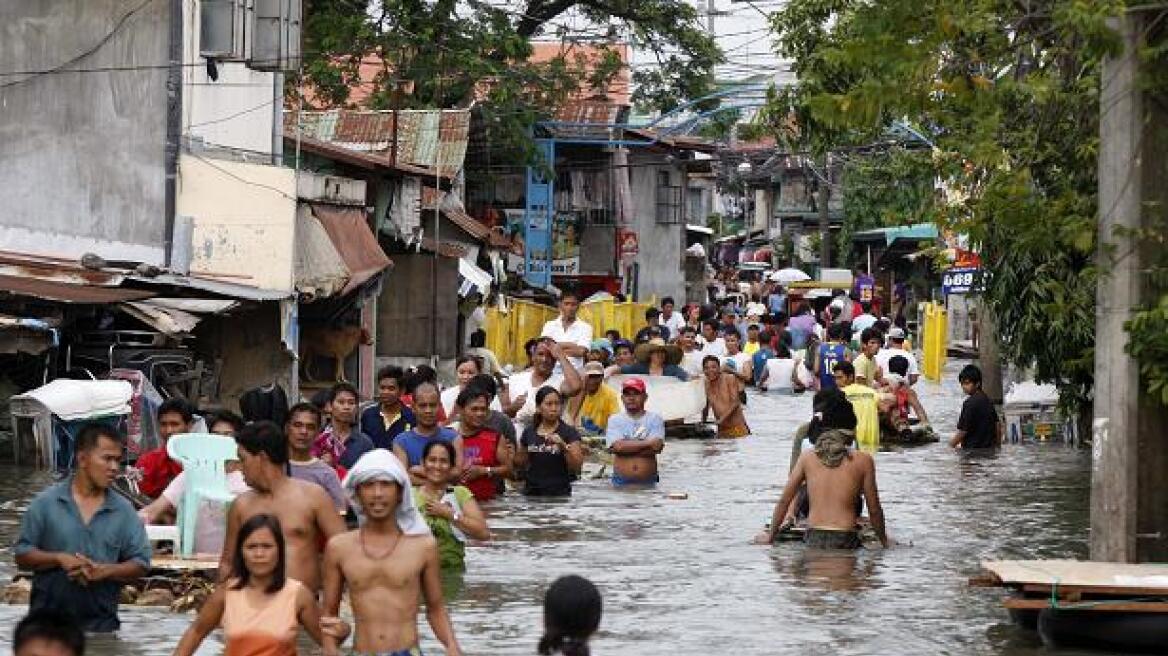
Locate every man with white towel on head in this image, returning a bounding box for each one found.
[321,450,462,656]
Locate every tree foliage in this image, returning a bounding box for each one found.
[764,0,1168,412]
[837,147,935,264]
[298,0,723,152]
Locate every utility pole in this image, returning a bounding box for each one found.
[1090,11,1168,563]
[817,153,831,269]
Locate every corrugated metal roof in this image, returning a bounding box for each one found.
[290,109,470,178]
[288,133,437,177]
[547,99,626,139]
[0,274,154,304]
[0,251,126,287]
[442,206,489,241]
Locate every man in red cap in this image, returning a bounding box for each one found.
[604,378,666,486]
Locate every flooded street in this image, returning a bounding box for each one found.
[0,359,1095,655]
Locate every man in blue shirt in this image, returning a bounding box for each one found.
[392,382,462,485]
[361,365,416,449]
[605,378,666,486]
[15,424,151,632]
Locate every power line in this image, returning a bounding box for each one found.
[0,0,157,89]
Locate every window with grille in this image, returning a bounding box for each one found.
[655,170,681,224]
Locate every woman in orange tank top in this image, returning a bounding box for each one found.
[172,514,349,656]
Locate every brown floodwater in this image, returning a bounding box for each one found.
[0,359,1098,655]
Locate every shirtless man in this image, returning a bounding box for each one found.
[755,391,888,549]
[322,449,461,656]
[218,420,346,592]
[604,378,665,486]
[702,355,750,438]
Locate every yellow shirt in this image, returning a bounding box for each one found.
[579,384,621,434]
[743,341,760,355]
[842,383,880,451]
[853,353,879,385]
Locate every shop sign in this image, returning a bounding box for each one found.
[942,267,982,295]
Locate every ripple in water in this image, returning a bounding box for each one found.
[0,360,1093,655]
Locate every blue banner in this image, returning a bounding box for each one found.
[524,139,555,288]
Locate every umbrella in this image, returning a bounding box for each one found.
[769,268,811,284]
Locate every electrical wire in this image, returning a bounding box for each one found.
[0,0,158,89]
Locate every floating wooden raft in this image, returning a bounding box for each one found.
[976,560,1168,612]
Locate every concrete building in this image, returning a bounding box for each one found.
[0,1,348,421]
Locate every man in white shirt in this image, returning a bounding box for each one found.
[660,297,686,335]
[699,320,727,357]
[540,290,593,371]
[851,301,878,335]
[677,326,705,377]
[503,339,583,429]
[875,327,920,386]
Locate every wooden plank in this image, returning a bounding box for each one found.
[1020,582,1168,598]
[150,556,219,572]
[981,559,1168,590]
[1004,598,1168,614]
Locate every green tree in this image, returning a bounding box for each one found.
[837,147,934,264]
[764,0,1165,420]
[298,0,723,152]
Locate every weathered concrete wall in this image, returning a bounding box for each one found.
[376,253,459,359]
[176,154,297,292]
[0,0,171,264]
[628,157,684,302]
[579,224,616,276]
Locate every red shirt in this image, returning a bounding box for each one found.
[461,428,501,501]
[137,446,183,499]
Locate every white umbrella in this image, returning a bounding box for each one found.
[769,268,811,283]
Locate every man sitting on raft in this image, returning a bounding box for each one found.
[756,390,888,549]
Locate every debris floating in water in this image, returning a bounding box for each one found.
[666,492,688,500]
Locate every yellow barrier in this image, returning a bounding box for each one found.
[921,302,948,382]
[485,297,654,367]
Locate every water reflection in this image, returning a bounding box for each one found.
[0,359,1092,655]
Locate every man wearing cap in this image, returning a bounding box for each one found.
[568,362,622,435]
[876,328,919,386]
[322,450,462,656]
[620,338,689,381]
[612,339,636,368]
[720,307,747,341]
[605,378,666,487]
[587,338,614,367]
[635,307,671,343]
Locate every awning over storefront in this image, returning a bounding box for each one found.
[295,206,350,299]
[853,223,939,245]
[309,203,393,295]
